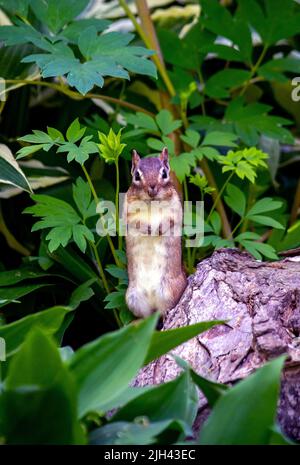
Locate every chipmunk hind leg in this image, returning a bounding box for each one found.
[126,286,155,318]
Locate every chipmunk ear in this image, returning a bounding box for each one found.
[159,147,169,168]
[131,149,140,174]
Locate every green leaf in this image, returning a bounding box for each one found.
[0,283,51,309]
[0,144,32,193]
[112,371,198,427]
[169,152,196,183]
[57,136,98,165]
[174,357,228,407]
[155,110,182,136]
[66,118,86,143]
[239,0,300,46]
[72,177,95,219]
[200,0,252,61]
[224,184,246,217]
[90,419,188,445]
[144,320,222,366]
[0,306,71,357]
[125,112,158,132]
[180,130,201,149]
[22,29,157,95]
[205,69,251,99]
[247,198,283,216]
[98,128,126,163]
[30,0,90,33]
[239,240,278,260]
[24,194,95,252]
[225,97,293,145]
[199,356,285,445]
[247,215,284,230]
[0,329,83,444]
[69,314,158,417]
[202,131,238,148]
[105,265,128,282]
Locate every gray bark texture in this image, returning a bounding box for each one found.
[134,248,300,441]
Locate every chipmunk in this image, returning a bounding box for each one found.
[123,147,187,318]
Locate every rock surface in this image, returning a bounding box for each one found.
[134,248,300,440]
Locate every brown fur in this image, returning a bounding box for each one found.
[124,149,187,318]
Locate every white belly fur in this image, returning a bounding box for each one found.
[131,236,168,309]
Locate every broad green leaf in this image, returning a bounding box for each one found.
[174,357,228,407]
[30,0,90,33]
[199,356,285,445]
[144,320,222,366]
[0,268,56,286]
[0,306,70,357]
[0,283,51,309]
[0,279,93,357]
[112,371,198,427]
[69,314,158,417]
[0,329,83,444]
[90,419,189,446]
[0,144,32,193]
[202,131,238,148]
[224,184,246,217]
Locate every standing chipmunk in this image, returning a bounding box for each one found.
[123,147,187,318]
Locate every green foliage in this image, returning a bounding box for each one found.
[98,128,126,164]
[219,147,268,183]
[24,178,96,253]
[199,356,285,445]
[0,0,299,446]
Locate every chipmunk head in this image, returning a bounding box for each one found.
[131,148,171,199]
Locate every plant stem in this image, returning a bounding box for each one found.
[82,165,121,268]
[183,179,193,273]
[90,241,122,327]
[240,44,268,96]
[207,172,234,224]
[228,217,244,239]
[89,241,110,294]
[4,79,154,116]
[201,160,232,237]
[119,0,176,98]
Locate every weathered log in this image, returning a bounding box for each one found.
[134,248,300,441]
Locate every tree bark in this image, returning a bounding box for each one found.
[134,248,300,441]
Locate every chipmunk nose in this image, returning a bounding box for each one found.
[148,184,157,196]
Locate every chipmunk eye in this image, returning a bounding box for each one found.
[162,169,168,179]
[135,171,141,181]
